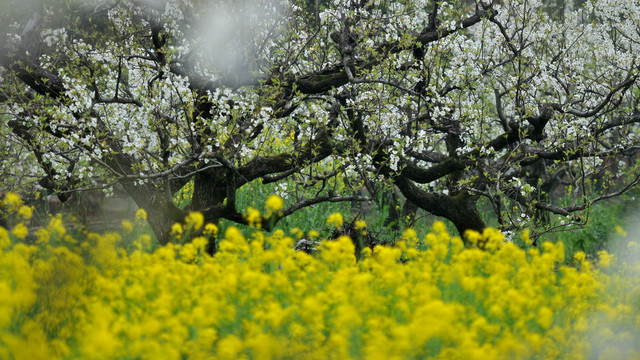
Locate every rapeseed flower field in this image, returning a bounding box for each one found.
[0,193,639,359]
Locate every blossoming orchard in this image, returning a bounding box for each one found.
[2,0,640,358]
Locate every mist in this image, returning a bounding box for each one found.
[192,0,284,87]
[583,207,640,358]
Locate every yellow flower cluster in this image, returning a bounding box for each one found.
[265,195,284,213]
[0,192,34,243]
[326,212,344,228]
[1,197,639,359]
[1,192,34,224]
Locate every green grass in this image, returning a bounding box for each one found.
[140,177,640,259]
[23,174,640,261]
[545,192,640,262]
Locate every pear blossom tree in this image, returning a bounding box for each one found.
[2,0,640,250]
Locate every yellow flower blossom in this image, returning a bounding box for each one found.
[537,307,554,329]
[17,205,33,220]
[326,212,343,228]
[432,221,447,234]
[216,335,244,359]
[192,236,208,251]
[203,223,218,237]
[134,234,152,250]
[0,226,10,248]
[0,211,636,360]
[265,194,284,213]
[219,226,249,254]
[245,207,262,228]
[402,228,417,241]
[2,192,23,212]
[35,228,50,245]
[47,215,66,237]
[135,208,147,223]
[465,229,482,246]
[354,219,367,230]
[121,220,134,234]
[185,212,204,231]
[12,223,28,240]
[171,223,184,238]
[597,250,613,269]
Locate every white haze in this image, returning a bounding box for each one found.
[583,207,640,358]
[192,0,283,86]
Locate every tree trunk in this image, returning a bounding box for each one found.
[190,169,229,212]
[119,180,185,245]
[394,177,485,240]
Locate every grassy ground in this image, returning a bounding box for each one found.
[16,177,640,262]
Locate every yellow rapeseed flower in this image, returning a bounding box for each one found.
[464,229,482,246]
[203,223,218,237]
[265,195,284,213]
[48,215,66,237]
[354,219,367,230]
[216,335,244,359]
[0,226,10,248]
[326,212,343,228]
[432,221,447,234]
[2,192,23,212]
[121,220,134,234]
[135,208,147,222]
[35,228,50,245]
[185,212,204,231]
[402,228,417,241]
[171,223,184,238]
[537,306,554,329]
[12,223,28,240]
[134,234,152,250]
[597,250,613,269]
[219,226,249,254]
[17,205,33,220]
[245,207,262,228]
[192,236,208,251]
[0,210,638,360]
[482,227,504,251]
[290,227,304,239]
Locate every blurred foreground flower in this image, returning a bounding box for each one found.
[1,192,23,212]
[203,223,218,237]
[0,193,638,359]
[245,207,261,228]
[185,212,204,231]
[326,212,343,229]
[135,208,147,223]
[17,206,33,220]
[265,194,284,214]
